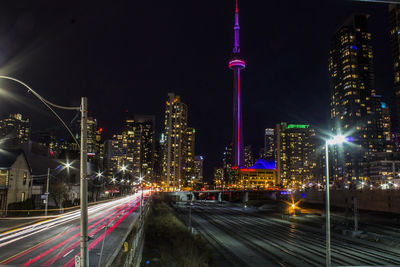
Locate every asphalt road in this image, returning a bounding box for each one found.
[176,203,400,267]
[0,193,147,266]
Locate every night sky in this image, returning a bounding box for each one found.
[0,0,394,179]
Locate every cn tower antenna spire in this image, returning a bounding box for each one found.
[233,0,240,53]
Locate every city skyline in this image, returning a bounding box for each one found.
[0,0,393,179]
[1,2,400,266]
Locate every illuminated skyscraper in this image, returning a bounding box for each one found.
[103,139,114,179]
[222,143,234,184]
[194,155,204,186]
[108,115,153,181]
[244,145,254,167]
[262,128,275,162]
[276,123,316,187]
[162,93,188,190]
[134,115,155,182]
[329,14,389,186]
[183,127,195,186]
[86,117,102,163]
[228,0,246,167]
[0,114,30,146]
[389,4,400,132]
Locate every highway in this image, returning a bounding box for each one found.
[176,203,400,267]
[0,193,146,266]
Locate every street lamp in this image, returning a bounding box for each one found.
[64,162,72,169]
[325,134,348,267]
[0,76,89,267]
[44,161,71,216]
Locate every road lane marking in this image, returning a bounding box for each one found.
[63,249,74,258]
[0,218,54,236]
[0,235,54,264]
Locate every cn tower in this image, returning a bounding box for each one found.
[228,0,246,167]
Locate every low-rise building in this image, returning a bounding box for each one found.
[236,159,277,189]
[0,149,32,213]
[362,152,400,188]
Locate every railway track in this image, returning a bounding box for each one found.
[176,204,400,267]
[216,206,400,266]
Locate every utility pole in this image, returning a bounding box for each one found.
[189,192,192,233]
[80,97,89,267]
[140,184,143,222]
[45,168,50,216]
[325,142,331,267]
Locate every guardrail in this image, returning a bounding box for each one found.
[105,195,152,267]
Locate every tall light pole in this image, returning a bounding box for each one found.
[0,76,88,267]
[80,97,89,267]
[45,168,50,216]
[325,134,348,267]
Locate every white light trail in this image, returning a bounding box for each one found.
[0,193,142,247]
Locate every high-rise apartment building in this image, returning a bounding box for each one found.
[108,114,154,181]
[86,117,102,163]
[214,167,224,188]
[276,123,316,188]
[103,139,114,179]
[162,93,188,190]
[381,101,392,149]
[329,14,388,186]
[152,137,163,184]
[244,145,254,167]
[183,127,195,186]
[222,143,234,185]
[389,4,400,131]
[0,114,30,146]
[134,115,155,182]
[194,155,204,184]
[123,115,142,179]
[262,128,275,162]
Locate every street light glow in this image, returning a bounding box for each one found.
[64,162,71,169]
[326,134,348,145]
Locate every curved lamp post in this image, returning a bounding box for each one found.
[0,76,89,267]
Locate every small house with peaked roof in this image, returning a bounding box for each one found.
[0,149,32,213]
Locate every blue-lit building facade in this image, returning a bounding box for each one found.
[238,159,277,189]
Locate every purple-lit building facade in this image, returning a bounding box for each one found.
[229,0,246,167]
